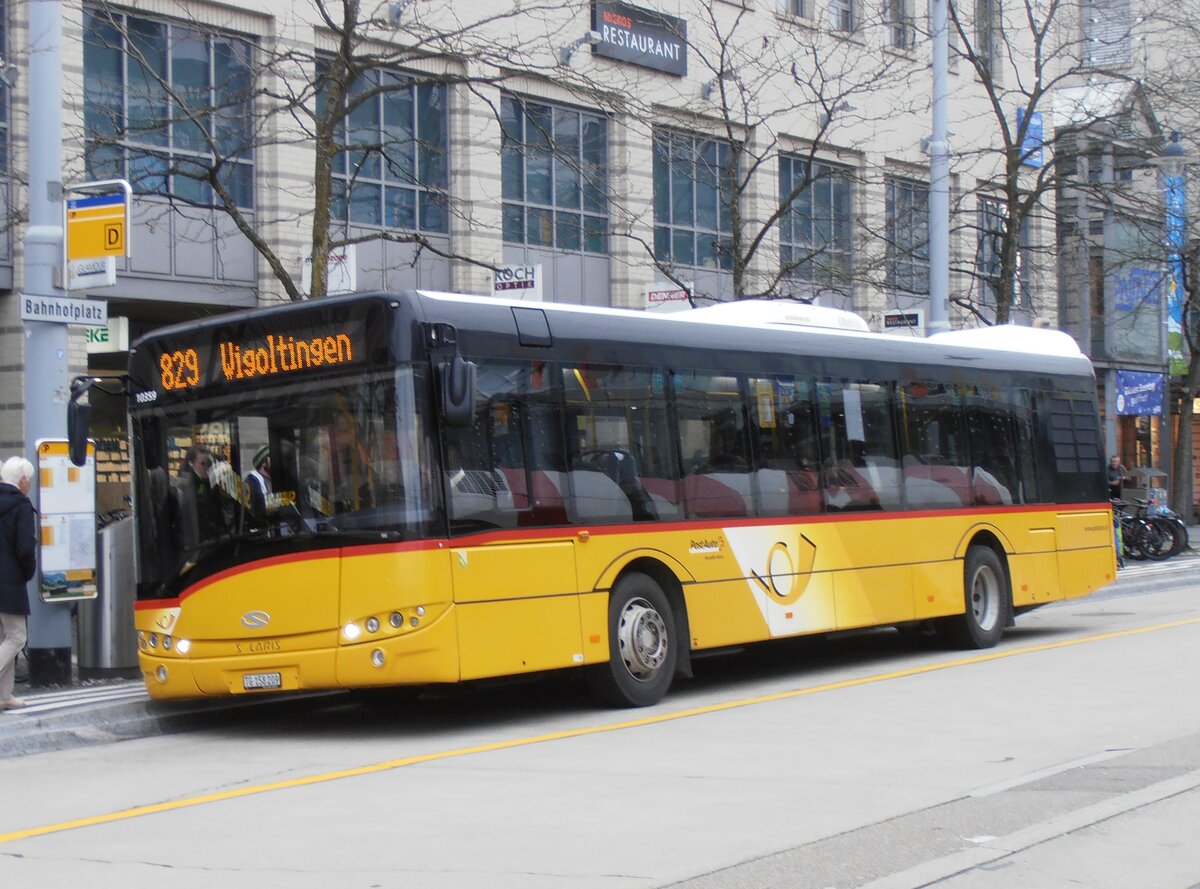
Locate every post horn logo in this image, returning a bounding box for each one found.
[750,535,817,606]
[241,610,271,628]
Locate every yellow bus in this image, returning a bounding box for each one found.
[75,291,1115,706]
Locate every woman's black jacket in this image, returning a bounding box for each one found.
[0,482,36,615]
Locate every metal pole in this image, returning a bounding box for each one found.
[927,0,951,335]
[22,0,73,685]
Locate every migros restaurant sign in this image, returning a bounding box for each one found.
[592,1,687,76]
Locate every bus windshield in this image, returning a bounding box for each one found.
[130,367,437,599]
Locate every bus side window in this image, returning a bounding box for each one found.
[1012,389,1042,503]
[675,371,753,519]
[1042,391,1104,503]
[747,376,822,517]
[965,386,1017,506]
[817,380,900,511]
[562,364,673,523]
[899,381,971,509]
[443,360,524,532]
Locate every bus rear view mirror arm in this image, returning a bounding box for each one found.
[441,351,477,428]
[67,374,130,467]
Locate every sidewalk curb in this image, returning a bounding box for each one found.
[0,692,332,759]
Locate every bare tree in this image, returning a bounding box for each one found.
[77,0,585,300]
[602,2,917,304]
[1043,0,1200,515]
[1102,159,1200,515]
[942,0,1169,325]
[1135,6,1200,517]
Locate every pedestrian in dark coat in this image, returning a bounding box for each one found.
[0,456,36,711]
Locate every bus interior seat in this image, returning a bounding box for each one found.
[526,469,569,525]
[569,469,634,523]
[683,472,749,518]
[586,449,659,521]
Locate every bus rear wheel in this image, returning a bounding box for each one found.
[940,545,1007,649]
[587,573,677,707]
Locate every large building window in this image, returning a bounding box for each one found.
[320,69,449,234]
[887,0,915,48]
[830,0,856,32]
[975,0,998,75]
[885,176,929,295]
[502,95,608,253]
[977,197,1031,308]
[653,130,735,270]
[1081,0,1132,68]
[83,8,254,208]
[778,0,810,17]
[779,156,853,292]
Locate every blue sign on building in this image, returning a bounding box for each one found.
[1112,267,1161,312]
[1017,109,1044,168]
[1115,370,1164,416]
[1166,173,1187,375]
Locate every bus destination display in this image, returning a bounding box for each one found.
[148,320,365,396]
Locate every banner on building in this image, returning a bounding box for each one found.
[1017,109,1045,168]
[1106,218,1166,364]
[1115,370,1164,416]
[1166,173,1188,376]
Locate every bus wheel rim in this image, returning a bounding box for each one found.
[971,564,1001,630]
[617,597,668,680]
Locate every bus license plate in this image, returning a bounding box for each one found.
[243,672,282,690]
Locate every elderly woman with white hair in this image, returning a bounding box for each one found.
[0,456,36,711]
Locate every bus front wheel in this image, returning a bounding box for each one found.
[941,545,1007,649]
[587,573,677,707]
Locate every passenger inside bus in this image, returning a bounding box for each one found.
[145,466,183,583]
[243,445,273,525]
[170,446,235,562]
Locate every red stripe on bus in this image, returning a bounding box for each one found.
[133,501,1110,609]
[437,501,1113,547]
[133,540,445,608]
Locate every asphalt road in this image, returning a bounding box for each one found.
[1,568,1198,888]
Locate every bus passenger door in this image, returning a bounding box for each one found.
[450,539,583,680]
[440,356,585,680]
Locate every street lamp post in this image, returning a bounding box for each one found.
[21,0,73,686]
[927,0,951,336]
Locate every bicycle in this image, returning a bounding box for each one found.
[1112,500,1174,561]
[1127,498,1186,559]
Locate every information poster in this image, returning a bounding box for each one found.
[36,439,98,601]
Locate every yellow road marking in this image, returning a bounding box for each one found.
[3,616,1198,845]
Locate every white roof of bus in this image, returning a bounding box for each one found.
[928,325,1084,357]
[413,291,1085,359]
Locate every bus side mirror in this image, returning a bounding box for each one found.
[68,379,93,467]
[441,352,477,428]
